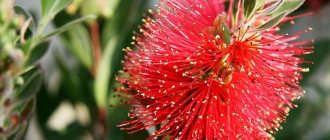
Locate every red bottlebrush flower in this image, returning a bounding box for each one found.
[117,0,313,139]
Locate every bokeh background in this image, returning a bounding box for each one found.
[13,0,330,139]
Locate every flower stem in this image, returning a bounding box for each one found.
[90,20,102,77]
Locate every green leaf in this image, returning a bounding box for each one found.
[244,0,266,19]
[269,0,305,16]
[222,24,231,44]
[243,0,257,19]
[257,12,288,31]
[43,15,96,39]
[255,0,266,10]
[33,0,73,47]
[232,0,240,23]
[25,41,49,66]
[41,0,72,18]
[214,15,231,44]
[96,0,151,109]
[16,66,43,100]
[94,37,117,108]
[14,6,36,32]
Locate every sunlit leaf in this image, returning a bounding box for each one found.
[232,0,240,23]
[244,0,266,19]
[243,0,256,19]
[257,12,288,31]
[269,0,305,16]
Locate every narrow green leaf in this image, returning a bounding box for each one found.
[25,41,49,66]
[244,0,266,19]
[255,0,266,10]
[43,15,96,39]
[269,0,305,16]
[94,37,117,108]
[16,66,43,100]
[243,0,257,19]
[257,12,288,31]
[34,0,73,46]
[260,0,282,14]
[232,0,240,23]
[14,6,36,32]
[41,0,72,18]
[19,39,32,54]
[222,24,231,44]
[214,15,231,44]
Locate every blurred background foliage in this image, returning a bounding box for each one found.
[8,0,330,139]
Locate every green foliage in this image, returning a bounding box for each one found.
[41,0,72,19]
[0,0,95,138]
[25,42,49,66]
[43,15,96,39]
[243,0,257,19]
[33,0,152,139]
[257,12,288,30]
[243,0,266,19]
[14,6,36,32]
[16,66,43,100]
[268,0,305,17]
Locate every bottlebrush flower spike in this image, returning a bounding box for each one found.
[117,0,313,139]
